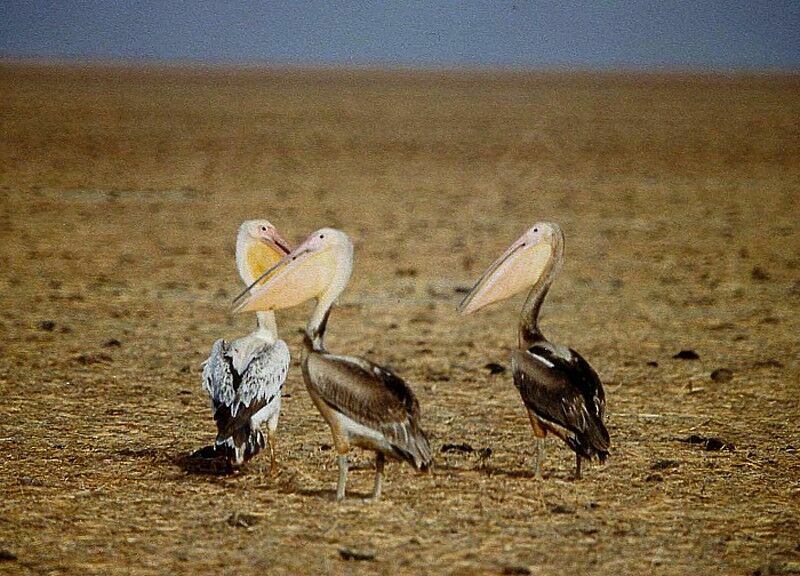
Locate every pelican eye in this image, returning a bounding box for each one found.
[260,226,268,232]
[533,228,538,233]
[319,234,325,239]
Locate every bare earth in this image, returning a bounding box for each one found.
[1,63,798,576]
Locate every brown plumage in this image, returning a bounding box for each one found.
[302,348,432,472]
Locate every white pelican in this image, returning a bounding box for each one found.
[200,220,292,472]
[459,222,609,479]
[233,228,432,500]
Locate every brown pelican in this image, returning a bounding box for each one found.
[200,220,292,472]
[459,222,609,479]
[233,228,432,500]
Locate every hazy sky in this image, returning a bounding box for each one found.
[2,1,798,70]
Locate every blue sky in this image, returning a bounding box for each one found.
[2,1,798,70]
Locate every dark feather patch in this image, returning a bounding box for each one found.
[513,344,610,461]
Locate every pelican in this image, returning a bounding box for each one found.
[459,222,609,479]
[200,220,292,472]
[233,228,432,500]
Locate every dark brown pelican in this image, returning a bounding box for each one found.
[200,220,292,472]
[233,228,432,500]
[459,222,609,479]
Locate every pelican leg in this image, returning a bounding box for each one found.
[267,430,278,477]
[336,455,348,501]
[575,454,582,480]
[372,452,385,501]
[527,411,547,479]
[533,438,546,478]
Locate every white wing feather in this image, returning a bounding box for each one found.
[202,339,290,419]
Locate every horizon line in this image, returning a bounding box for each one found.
[2,55,799,77]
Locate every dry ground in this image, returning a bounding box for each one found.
[1,62,799,575]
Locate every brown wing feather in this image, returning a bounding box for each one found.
[304,352,431,469]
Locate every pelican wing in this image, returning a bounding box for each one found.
[511,344,609,460]
[305,352,432,470]
[202,338,290,437]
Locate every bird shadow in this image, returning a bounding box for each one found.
[172,445,237,476]
[480,465,549,480]
[277,485,373,502]
[434,462,563,481]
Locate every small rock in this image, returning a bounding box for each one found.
[646,361,659,367]
[502,566,532,575]
[37,320,56,331]
[227,512,261,529]
[477,447,493,460]
[453,285,472,294]
[750,266,770,281]
[73,353,113,365]
[710,368,733,382]
[673,350,699,360]
[485,362,506,375]
[338,548,375,561]
[103,338,122,348]
[645,473,664,482]
[319,443,332,451]
[441,442,475,454]
[550,504,575,514]
[650,459,680,470]
[0,550,16,562]
[677,434,735,452]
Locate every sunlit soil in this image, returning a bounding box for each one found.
[1,63,798,575]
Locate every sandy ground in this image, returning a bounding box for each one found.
[1,62,799,575]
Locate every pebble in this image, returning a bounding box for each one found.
[673,350,699,360]
[710,368,733,382]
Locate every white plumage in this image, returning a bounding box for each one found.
[201,334,290,466]
[197,218,293,470]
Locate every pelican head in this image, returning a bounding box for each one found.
[459,222,564,315]
[234,227,354,314]
[236,219,292,287]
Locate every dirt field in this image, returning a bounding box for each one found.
[1,62,798,575]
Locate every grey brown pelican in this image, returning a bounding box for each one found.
[201,220,292,472]
[459,222,609,479]
[233,228,432,500]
